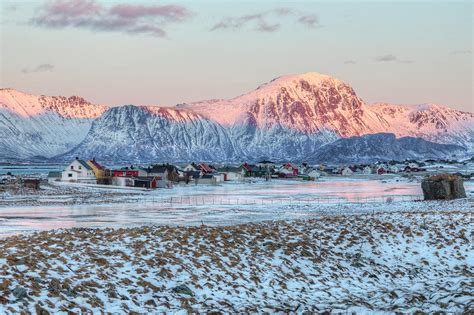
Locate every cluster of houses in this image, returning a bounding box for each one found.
[331,162,426,176]
[46,157,434,189]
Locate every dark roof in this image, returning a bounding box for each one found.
[147,164,178,174]
[201,174,214,179]
[47,171,61,178]
[77,159,92,170]
[217,166,241,172]
[186,171,201,178]
[133,177,153,182]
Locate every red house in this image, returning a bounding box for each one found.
[112,166,146,177]
[283,163,299,176]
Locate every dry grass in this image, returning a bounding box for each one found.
[426,173,461,182]
[0,211,472,313]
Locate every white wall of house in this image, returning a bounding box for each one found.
[307,170,321,179]
[342,167,353,176]
[225,172,241,181]
[363,166,373,174]
[61,160,96,183]
[215,173,225,183]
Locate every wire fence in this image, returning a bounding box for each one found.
[139,194,425,207]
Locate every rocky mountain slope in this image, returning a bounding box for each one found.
[310,133,467,164]
[182,73,474,151]
[181,73,385,136]
[369,103,474,149]
[0,88,107,159]
[58,105,238,163]
[1,72,473,163]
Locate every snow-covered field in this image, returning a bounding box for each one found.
[0,177,473,312]
[0,210,472,313]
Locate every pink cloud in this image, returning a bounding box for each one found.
[298,15,319,28]
[109,4,190,21]
[30,0,191,38]
[43,0,102,17]
[211,8,319,33]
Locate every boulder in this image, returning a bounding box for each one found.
[172,284,194,296]
[12,286,27,299]
[421,174,466,200]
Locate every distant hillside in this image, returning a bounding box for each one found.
[310,133,467,164]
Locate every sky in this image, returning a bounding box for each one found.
[1,0,473,112]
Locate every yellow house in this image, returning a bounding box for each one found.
[86,159,107,180]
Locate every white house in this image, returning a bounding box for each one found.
[217,167,242,181]
[341,167,354,176]
[61,158,97,184]
[183,163,200,172]
[214,173,226,183]
[307,169,321,180]
[363,166,373,175]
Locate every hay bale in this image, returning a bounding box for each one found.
[421,174,466,200]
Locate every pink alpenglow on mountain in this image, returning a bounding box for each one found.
[1,73,473,161]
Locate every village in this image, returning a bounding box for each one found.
[20,156,472,189]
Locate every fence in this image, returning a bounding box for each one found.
[138,194,424,207]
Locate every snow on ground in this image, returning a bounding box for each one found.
[0,210,472,313]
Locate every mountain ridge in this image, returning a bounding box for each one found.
[1,72,473,162]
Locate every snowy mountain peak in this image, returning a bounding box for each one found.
[183,72,378,136]
[255,72,343,91]
[0,88,107,118]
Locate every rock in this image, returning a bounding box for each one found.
[106,288,118,299]
[0,296,8,305]
[48,278,61,295]
[34,304,50,315]
[421,174,466,200]
[172,284,194,296]
[12,286,27,299]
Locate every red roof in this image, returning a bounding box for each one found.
[242,163,252,172]
[199,163,214,174]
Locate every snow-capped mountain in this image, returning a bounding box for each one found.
[182,73,474,151]
[58,105,238,163]
[369,103,474,150]
[0,88,107,159]
[1,72,473,163]
[310,133,467,164]
[181,73,385,136]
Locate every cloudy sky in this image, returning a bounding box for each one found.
[1,0,472,111]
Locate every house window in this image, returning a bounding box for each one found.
[70,166,74,170]
[68,173,73,177]
[79,166,82,170]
